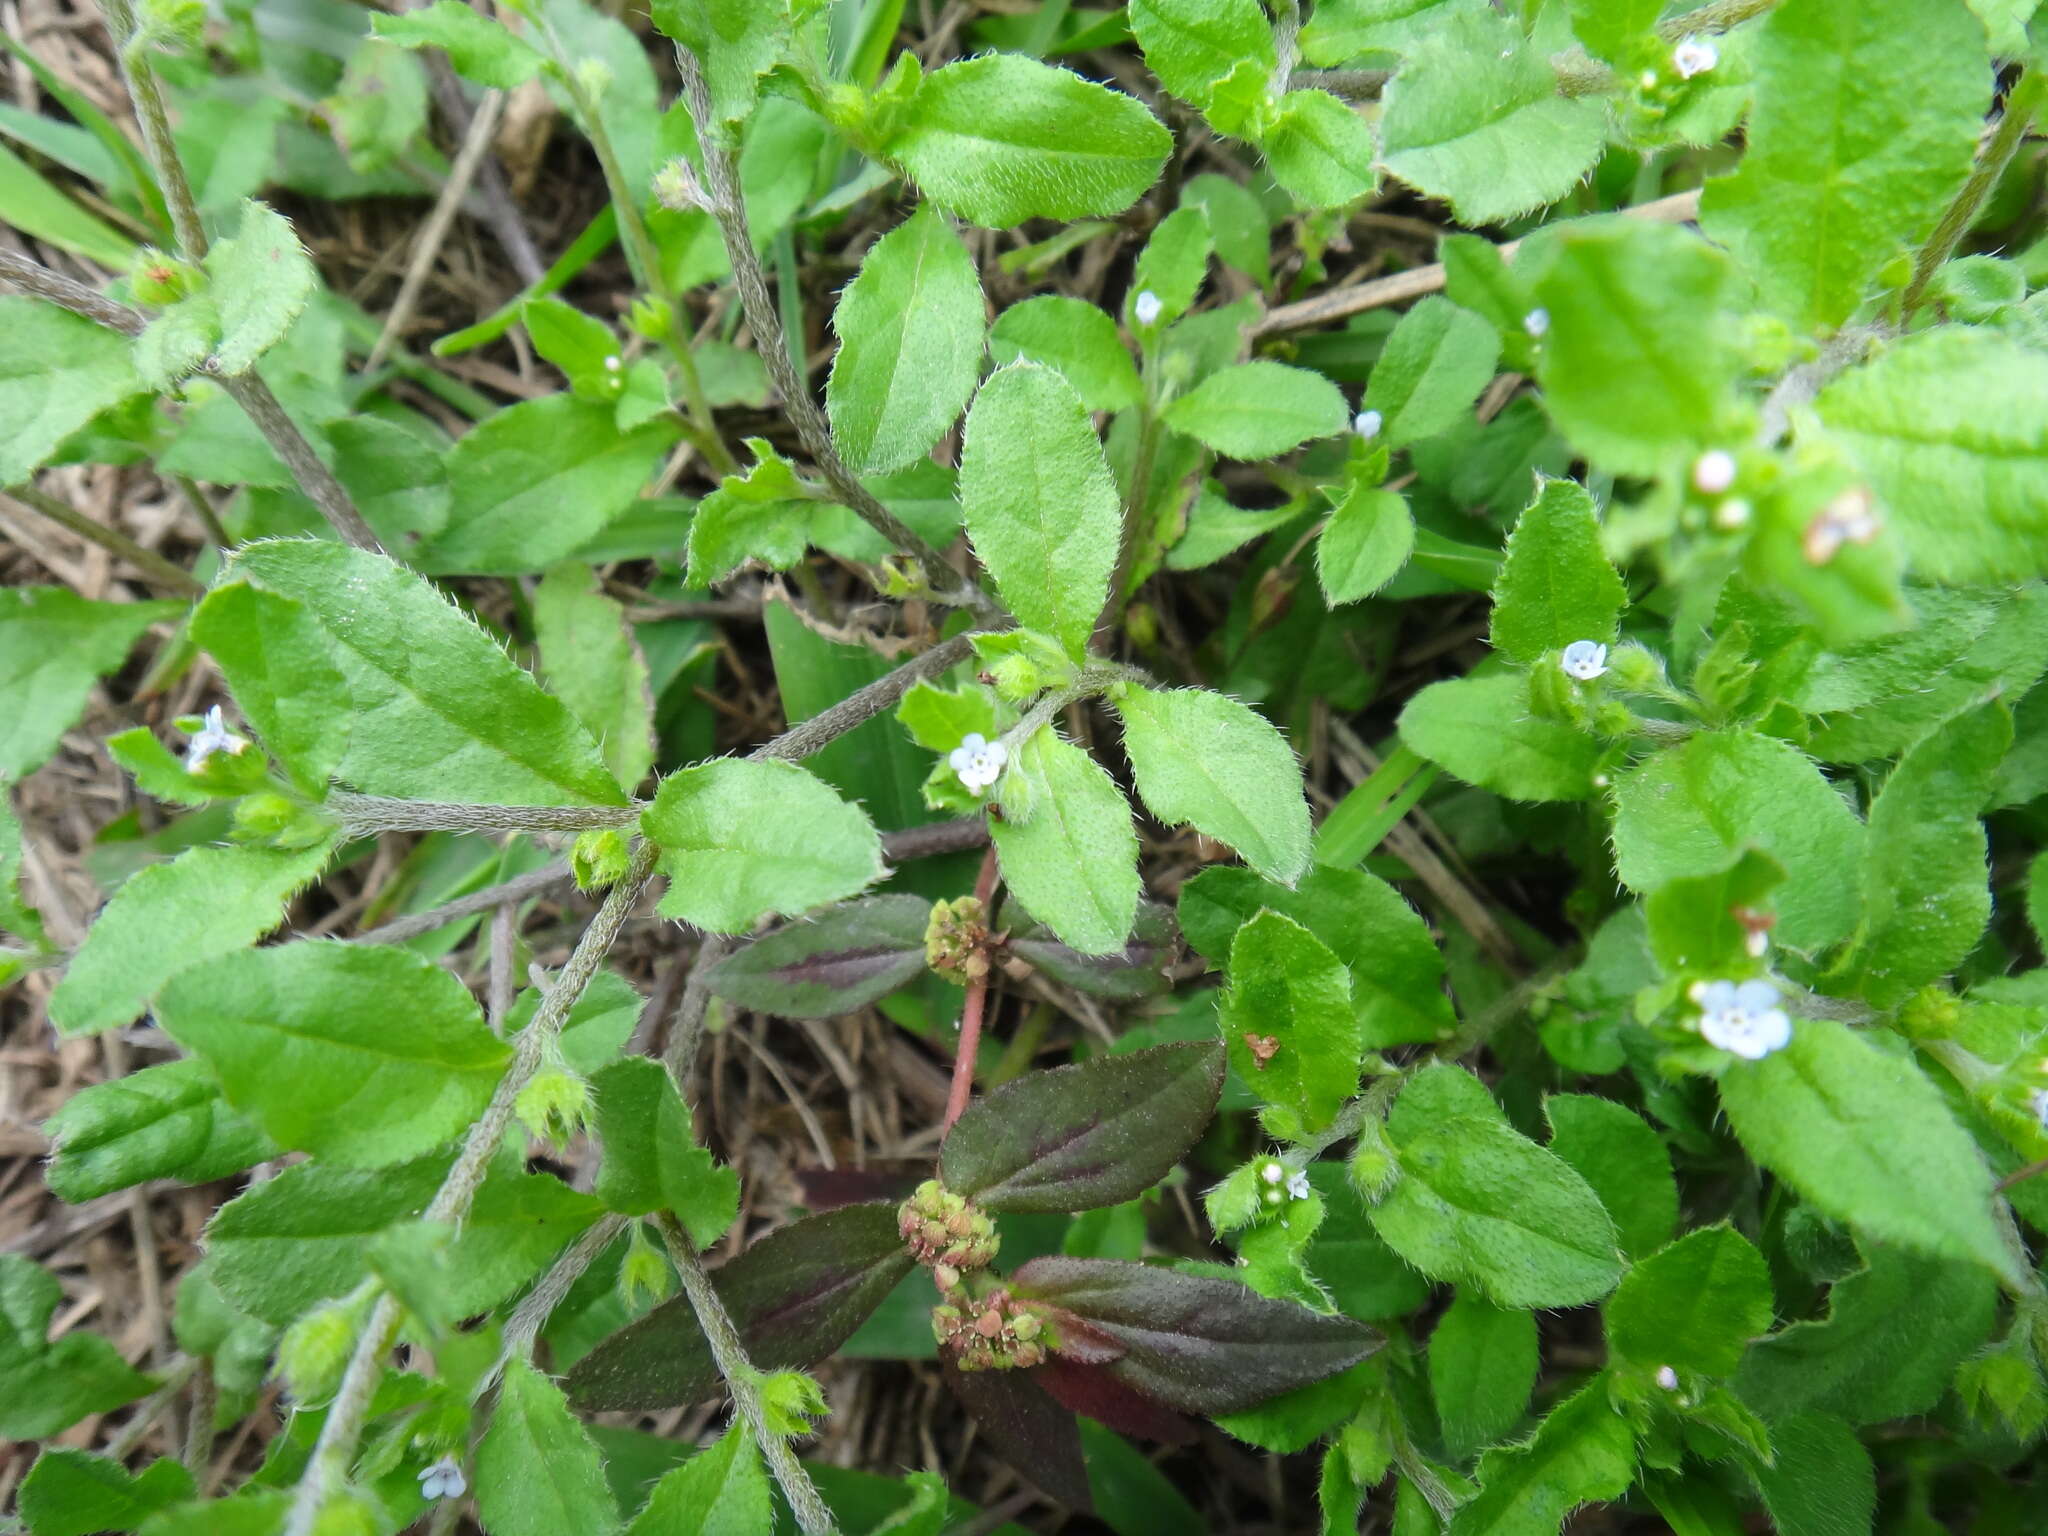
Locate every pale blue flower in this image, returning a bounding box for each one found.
[1560,640,1609,681]
[418,1457,466,1501]
[948,733,1007,796]
[1694,979,1792,1060]
[184,705,246,772]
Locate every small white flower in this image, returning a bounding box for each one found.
[1695,978,1793,1060]
[184,704,247,772]
[1259,1159,1287,1186]
[1673,36,1719,79]
[1354,409,1383,440]
[1285,1168,1312,1201]
[947,733,1009,796]
[1522,308,1550,338]
[603,354,622,373]
[1133,290,1163,327]
[418,1457,466,1502]
[1560,640,1609,681]
[1639,68,1660,89]
[1712,496,1752,531]
[1655,1365,1680,1391]
[1691,449,1737,496]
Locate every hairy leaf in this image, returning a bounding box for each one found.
[44,1059,277,1204]
[1490,479,1627,663]
[989,727,1140,956]
[704,893,930,1018]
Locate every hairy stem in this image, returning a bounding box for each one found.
[670,44,997,619]
[285,843,659,1535]
[941,845,1002,1133]
[654,1212,838,1536]
[1903,68,2043,316]
[100,0,208,257]
[499,1212,628,1366]
[4,484,204,594]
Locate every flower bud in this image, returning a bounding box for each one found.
[130,248,204,306]
[618,1221,675,1311]
[925,896,993,986]
[514,1065,591,1150]
[277,1292,369,1404]
[628,295,674,342]
[572,828,630,890]
[898,1179,998,1272]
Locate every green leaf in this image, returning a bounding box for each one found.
[1162,360,1347,460]
[1816,329,2048,584]
[1447,1375,1635,1536]
[206,1152,601,1325]
[1010,1256,1379,1414]
[416,395,678,575]
[989,727,1140,956]
[1301,0,1480,63]
[1373,1091,1623,1308]
[643,757,886,933]
[1128,0,1274,108]
[479,1358,623,1536]
[1528,218,1740,477]
[1317,484,1414,605]
[157,941,509,1167]
[230,540,627,807]
[44,1059,277,1203]
[0,796,44,950]
[1181,865,1455,1048]
[1129,206,1214,327]
[534,561,656,794]
[1718,1018,2016,1282]
[18,1451,194,1536]
[1542,1094,1676,1261]
[372,1,543,87]
[960,362,1121,659]
[569,1205,914,1411]
[591,1057,739,1245]
[1263,89,1379,208]
[1610,729,1865,952]
[826,204,985,475]
[1828,700,2005,1003]
[1697,0,1989,330]
[0,297,143,485]
[1734,1241,1997,1426]
[705,894,930,1019]
[625,1421,772,1536]
[1604,1226,1773,1378]
[203,201,317,375]
[522,297,617,394]
[0,141,137,267]
[0,585,178,782]
[1378,8,1606,226]
[1430,1293,1538,1462]
[1489,479,1627,663]
[1219,910,1361,1134]
[192,582,351,796]
[1399,672,1600,803]
[0,1256,156,1439]
[941,1042,1224,1212]
[649,0,788,130]
[888,54,1170,227]
[134,297,218,391]
[1748,1413,1874,1536]
[989,296,1141,413]
[328,415,451,550]
[1112,684,1311,885]
[1182,172,1272,284]
[48,841,332,1036]
[1361,296,1500,449]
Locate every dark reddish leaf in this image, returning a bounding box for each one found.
[1004,899,1178,999]
[940,1042,1224,1214]
[941,1363,1093,1512]
[794,1164,925,1212]
[704,895,929,1019]
[1012,1257,1379,1415]
[1036,1356,1198,1445]
[566,1204,911,1411]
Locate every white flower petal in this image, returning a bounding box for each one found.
[1134,290,1163,327]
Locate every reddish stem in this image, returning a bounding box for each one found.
[941,844,1003,1134]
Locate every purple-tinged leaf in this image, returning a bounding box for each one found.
[1013,1257,1379,1415]
[940,1042,1224,1214]
[1004,899,1178,999]
[1036,1356,1198,1445]
[941,1363,1093,1512]
[703,895,930,1019]
[793,1164,925,1213]
[565,1204,911,1411]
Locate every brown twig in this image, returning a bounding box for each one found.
[942,844,1002,1133]
[3,484,204,595]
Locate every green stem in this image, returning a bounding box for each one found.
[545,33,735,477]
[1098,404,1164,643]
[1903,68,2044,316]
[100,0,208,257]
[654,1212,839,1536]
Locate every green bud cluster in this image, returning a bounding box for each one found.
[514,1063,591,1150]
[924,896,994,986]
[897,1179,998,1275]
[931,1286,1048,1372]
